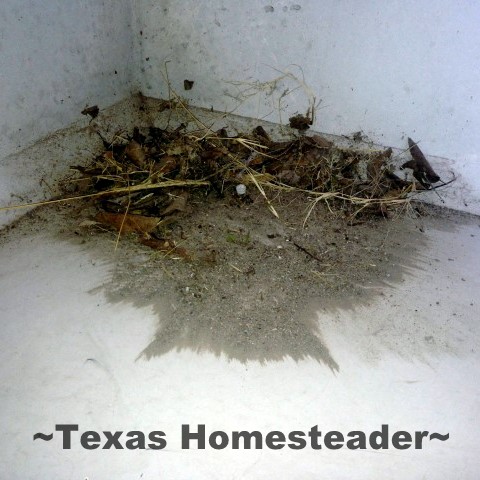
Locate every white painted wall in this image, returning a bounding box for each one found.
[134,0,480,213]
[0,0,135,159]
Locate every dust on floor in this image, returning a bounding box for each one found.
[3,191,470,371]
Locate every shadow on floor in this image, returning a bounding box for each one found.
[139,299,340,371]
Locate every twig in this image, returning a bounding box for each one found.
[293,241,330,262]
[0,179,209,212]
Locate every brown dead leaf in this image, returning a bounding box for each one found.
[246,154,266,168]
[103,151,115,161]
[152,155,178,176]
[95,211,159,234]
[200,148,226,162]
[125,140,147,168]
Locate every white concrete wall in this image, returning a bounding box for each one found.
[0,0,137,226]
[134,0,480,214]
[0,0,135,159]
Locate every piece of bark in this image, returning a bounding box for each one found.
[402,138,440,185]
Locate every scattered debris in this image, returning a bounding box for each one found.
[0,80,462,366]
[1,92,450,265]
[62,98,450,256]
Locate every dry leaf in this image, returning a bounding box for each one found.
[125,140,147,168]
[403,138,440,186]
[152,155,178,175]
[103,151,115,161]
[95,212,159,234]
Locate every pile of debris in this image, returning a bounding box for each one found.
[70,105,442,254]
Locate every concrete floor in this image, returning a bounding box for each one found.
[0,209,479,479]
